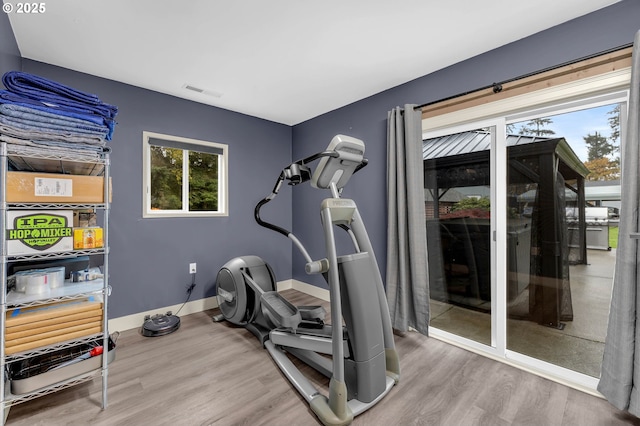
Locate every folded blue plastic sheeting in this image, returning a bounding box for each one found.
[3,71,102,106]
[0,123,104,146]
[0,117,107,143]
[0,133,102,151]
[1,71,118,140]
[0,114,108,138]
[0,104,108,133]
[0,91,104,125]
[0,134,103,159]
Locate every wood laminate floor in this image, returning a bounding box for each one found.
[5,289,640,425]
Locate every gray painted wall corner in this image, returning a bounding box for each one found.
[0,11,21,81]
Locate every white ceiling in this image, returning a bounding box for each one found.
[6,0,620,125]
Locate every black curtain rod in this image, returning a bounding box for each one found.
[414,42,634,111]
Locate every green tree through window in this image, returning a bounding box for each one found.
[518,118,556,137]
[150,146,182,210]
[144,131,227,217]
[584,131,615,160]
[189,150,218,211]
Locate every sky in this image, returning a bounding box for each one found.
[511,103,618,162]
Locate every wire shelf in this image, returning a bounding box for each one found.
[5,143,108,177]
[0,141,111,414]
[7,145,107,163]
[6,280,106,308]
[7,248,107,263]
[5,333,106,363]
[8,335,113,378]
[3,370,99,407]
[7,203,107,210]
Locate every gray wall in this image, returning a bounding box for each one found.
[0,12,21,83]
[21,60,293,319]
[290,0,640,288]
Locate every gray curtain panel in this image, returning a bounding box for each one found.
[386,104,429,335]
[598,29,640,414]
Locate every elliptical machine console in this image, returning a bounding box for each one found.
[214,135,400,426]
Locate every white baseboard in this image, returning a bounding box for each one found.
[108,296,220,333]
[289,279,330,301]
[108,279,328,332]
[276,279,293,291]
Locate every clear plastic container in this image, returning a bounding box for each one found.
[14,266,65,294]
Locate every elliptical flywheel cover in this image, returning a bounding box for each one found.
[141,313,181,337]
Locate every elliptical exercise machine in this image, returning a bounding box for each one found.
[214,135,400,426]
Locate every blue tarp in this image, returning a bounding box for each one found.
[0,104,109,134]
[1,71,117,140]
[0,114,108,139]
[0,91,105,126]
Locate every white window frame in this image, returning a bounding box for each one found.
[142,131,228,218]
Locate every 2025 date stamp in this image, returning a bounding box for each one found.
[3,3,46,14]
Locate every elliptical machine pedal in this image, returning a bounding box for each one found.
[297,306,327,329]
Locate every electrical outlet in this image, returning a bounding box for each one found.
[189,263,197,274]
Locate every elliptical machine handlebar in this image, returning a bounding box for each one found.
[254,135,368,240]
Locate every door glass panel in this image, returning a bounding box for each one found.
[425,128,493,345]
[507,104,620,377]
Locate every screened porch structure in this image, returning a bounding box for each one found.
[424,131,590,328]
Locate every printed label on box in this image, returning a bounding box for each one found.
[73,228,103,249]
[6,211,74,254]
[34,178,73,197]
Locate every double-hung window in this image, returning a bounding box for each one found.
[143,131,228,217]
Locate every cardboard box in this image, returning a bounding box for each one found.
[6,210,74,255]
[73,227,104,249]
[73,209,97,227]
[7,171,110,203]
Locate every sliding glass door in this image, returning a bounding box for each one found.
[506,102,622,378]
[425,93,626,388]
[425,126,496,347]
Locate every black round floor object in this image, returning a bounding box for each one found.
[141,312,181,337]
